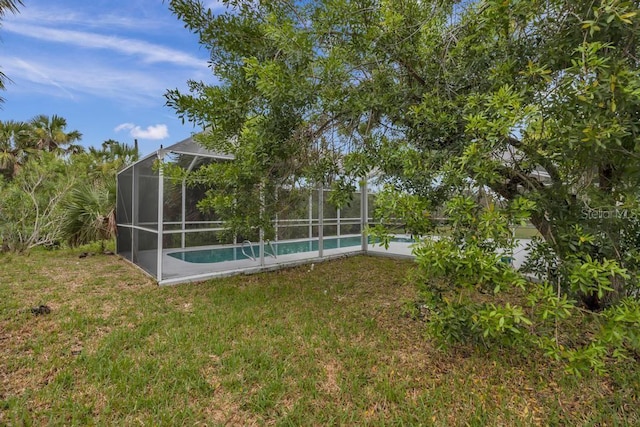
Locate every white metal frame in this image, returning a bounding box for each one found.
[117,137,371,284]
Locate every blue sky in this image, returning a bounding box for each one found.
[1,0,225,156]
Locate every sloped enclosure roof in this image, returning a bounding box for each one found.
[118,135,234,175]
[162,135,234,160]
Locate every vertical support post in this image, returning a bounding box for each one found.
[308,190,313,241]
[259,228,265,266]
[360,179,368,254]
[156,153,164,282]
[337,207,341,237]
[259,182,265,267]
[181,179,186,249]
[115,174,120,254]
[274,187,279,242]
[233,234,237,261]
[132,164,137,262]
[233,194,238,261]
[318,184,324,258]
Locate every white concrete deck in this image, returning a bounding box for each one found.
[121,237,533,285]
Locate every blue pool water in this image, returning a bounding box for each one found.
[168,236,364,264]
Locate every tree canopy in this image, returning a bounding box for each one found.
[167,0,640,372]
[0,115,83,180]
[0,114,137,251]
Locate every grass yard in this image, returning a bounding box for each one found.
[0,248,638,425]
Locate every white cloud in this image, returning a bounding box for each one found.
[1,3,215,105]
[8,9,149,31]
[115,123,169,140]
[114,123,135,132]
[5,4,192,33]
[2,56,177,104]
[3,22,208,69]
[7,58,76,99]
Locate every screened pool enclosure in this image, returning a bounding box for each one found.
[116,136,405,285]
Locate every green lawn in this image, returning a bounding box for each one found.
[0,248,638,425]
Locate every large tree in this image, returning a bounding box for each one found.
[168,0,640,372]
[167,0,322,239]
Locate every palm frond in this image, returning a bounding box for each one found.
[62,183,116,246]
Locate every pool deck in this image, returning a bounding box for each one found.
[159,243,373,285]
[124,237,533,285]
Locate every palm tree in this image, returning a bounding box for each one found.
[62,139,138,249]
[0,119,31,180]
[29,114,82,154]
[91,139,138,164]
[0,0,24,105]
[86,139,139,181]
[0,1,22,17]
[62,181,117,250]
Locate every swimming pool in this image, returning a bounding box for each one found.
[168,236,365,264]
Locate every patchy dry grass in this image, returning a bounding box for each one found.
[0,246,638,425]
